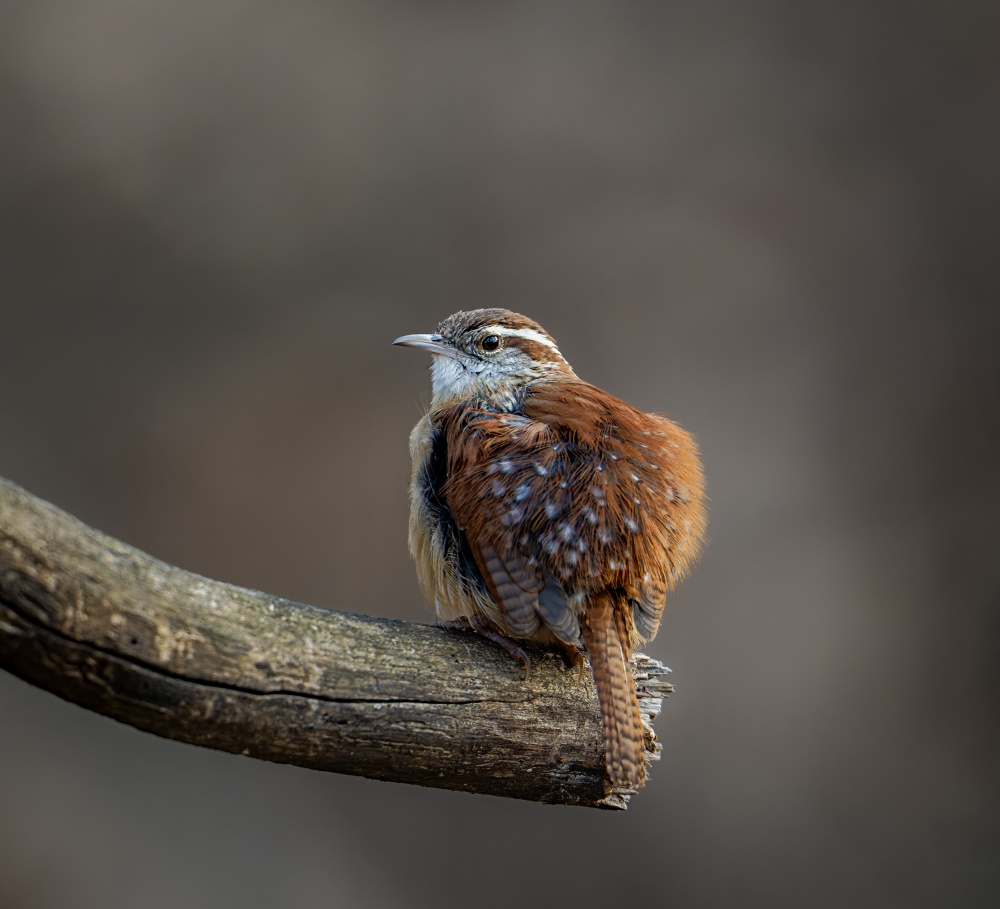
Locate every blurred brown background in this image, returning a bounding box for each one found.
[2,2,999,907]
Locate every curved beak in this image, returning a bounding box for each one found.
[392,333,462,360]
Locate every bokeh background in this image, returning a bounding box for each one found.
[2,2,998,907]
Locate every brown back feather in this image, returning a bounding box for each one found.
[440,377,707,624]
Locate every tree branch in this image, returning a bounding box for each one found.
[0,476,671,809]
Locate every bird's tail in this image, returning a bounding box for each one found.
[581,595,646,789]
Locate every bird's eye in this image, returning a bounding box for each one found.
[481,335,501,352]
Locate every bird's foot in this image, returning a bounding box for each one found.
[556,640,587,683]
[442,616,531,681]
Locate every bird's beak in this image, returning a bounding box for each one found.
[392,333,463,360]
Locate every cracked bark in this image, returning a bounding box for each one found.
[0,476,672,809]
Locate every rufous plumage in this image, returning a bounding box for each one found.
[395,309,706,789]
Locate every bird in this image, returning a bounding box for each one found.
[394,309,706,790]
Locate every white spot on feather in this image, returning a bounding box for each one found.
[534,462,548,476]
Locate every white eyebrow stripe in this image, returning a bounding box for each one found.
[492,326,560,351]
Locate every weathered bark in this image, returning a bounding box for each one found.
[0,476,671,809]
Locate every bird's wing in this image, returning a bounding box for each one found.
[440,379,704,644]
[438,399,580,644]
[524,379,707,618]
[471,544,542,637]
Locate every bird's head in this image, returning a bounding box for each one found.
[394,309,575,408]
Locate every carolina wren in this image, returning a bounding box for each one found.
[394,309,706,789]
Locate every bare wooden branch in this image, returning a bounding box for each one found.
[0,476,671,809]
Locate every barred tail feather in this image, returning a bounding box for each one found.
[581,596,646,789]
